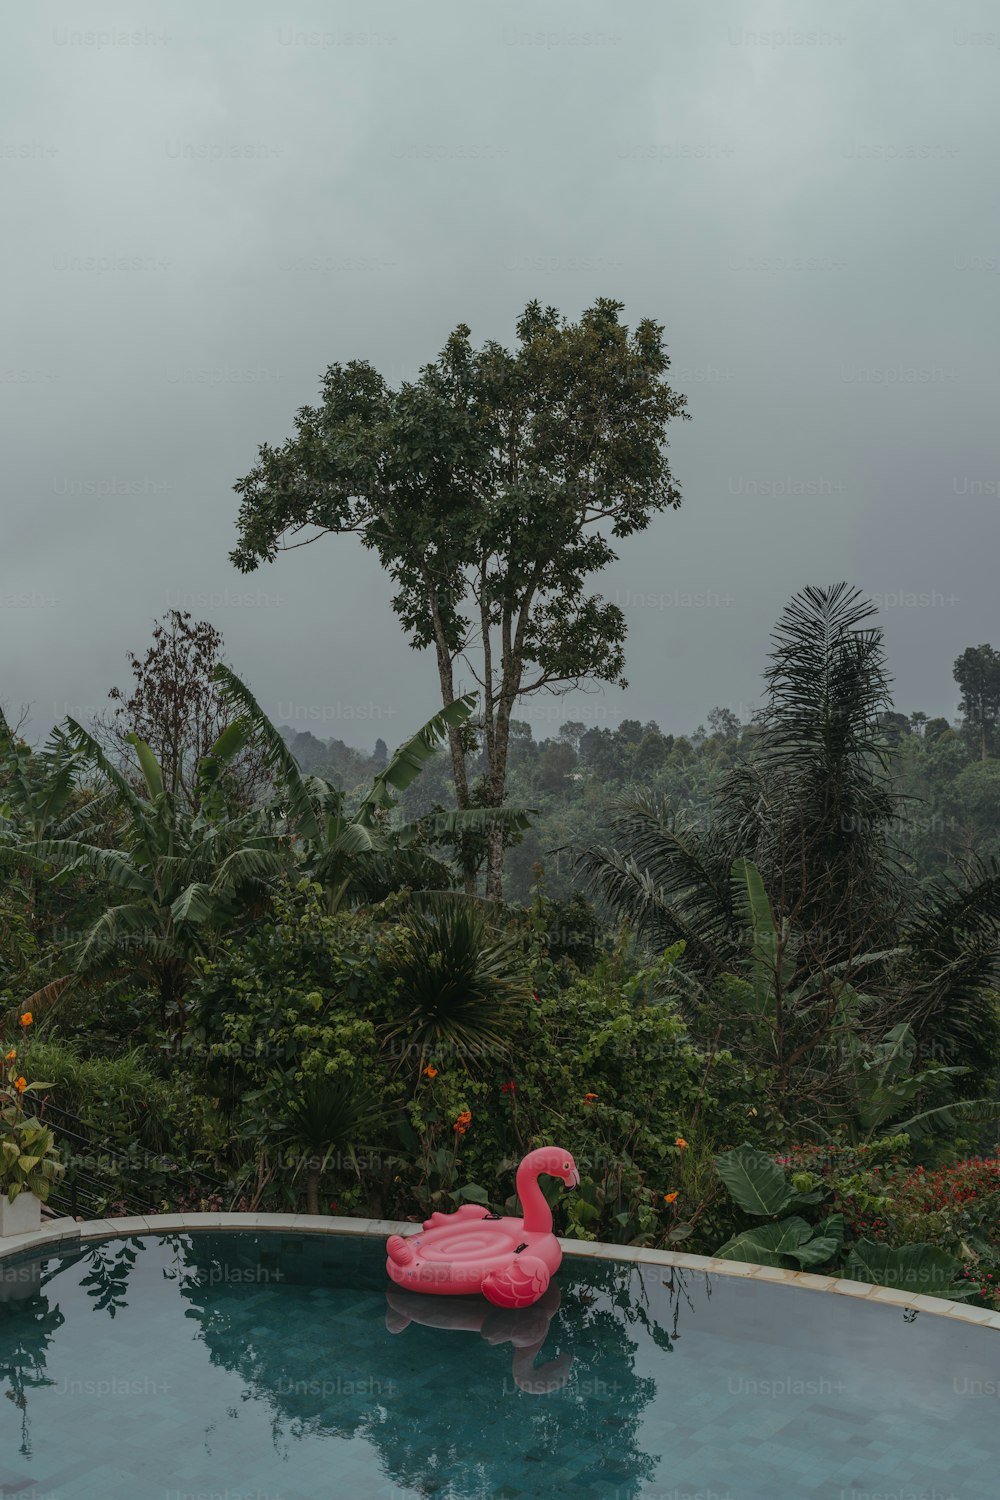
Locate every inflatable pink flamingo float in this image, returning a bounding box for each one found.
[385,1146,578,1309]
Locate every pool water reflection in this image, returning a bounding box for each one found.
[0,1231,996,1499]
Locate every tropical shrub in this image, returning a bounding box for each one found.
[710,1138,1000,1302]
[184,881,766,1235]
[0,1015,64,1204]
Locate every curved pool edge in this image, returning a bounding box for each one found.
[3,1211,997,1332]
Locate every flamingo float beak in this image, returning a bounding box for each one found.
[566,1166,580,1189]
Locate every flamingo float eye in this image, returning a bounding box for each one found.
[563,1161,571,1170]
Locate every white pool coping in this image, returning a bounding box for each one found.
[2,1212,997,1331]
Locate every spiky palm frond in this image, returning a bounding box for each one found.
[741,585,903,953]
[385,907,532,1067]
[392,888,513,923]
[892,857,1000,1084]
[279,1073,387,1157]
[577,791,738,972]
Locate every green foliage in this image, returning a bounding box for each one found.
[712,1144,838,1268]
[182,881,763,1232]
[579,587,1000,1130]
[213,665,531,911]
[0,715,288,1020]
[712,1138,983,1299]
[0,1025,64,1204]
[0,1115,63,1203]
[714,1145,824,1217]
[841,1239,971,1298]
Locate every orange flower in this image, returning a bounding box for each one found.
[14,1077,26,1094]
[423,1066,438,1079]
[453,1109,472,1135]
[4,1049,15,1062]
[675,1137,688,1150]
[582,1093,599,1105]
[19,1013,32,1027]
[664,1191,679,1204]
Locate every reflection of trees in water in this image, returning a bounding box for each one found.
[0,1290,65,1457]
[176,1235,690,1500]
[0,1237,152,1457]
[78,1236,147,1316]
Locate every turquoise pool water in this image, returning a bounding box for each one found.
[0,1230,996,1498]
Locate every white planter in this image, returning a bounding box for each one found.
[0,1191,42,1237]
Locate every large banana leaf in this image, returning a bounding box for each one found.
[195,717,253,818]
[357,693,478,823]
[211,664,323,845]
[125,732,164,800]
[0,840,152,894]
[170,883,217,926]
[730,857,787,1013]
[894,1093,1000,1140]
[714,1217,833,1267]
[393,804,534,849]
[63,718,155,847]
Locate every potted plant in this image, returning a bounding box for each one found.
[0,1012,64,1236]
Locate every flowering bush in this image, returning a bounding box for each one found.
[0,1012,64,1205]
[765,1137,1000,1305]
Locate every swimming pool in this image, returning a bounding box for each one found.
[0,1228,996,1499]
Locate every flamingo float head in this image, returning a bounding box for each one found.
[520,1145,579,1189]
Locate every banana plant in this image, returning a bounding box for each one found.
[837,1020,1000,1145]
[0,713,112,1010]
[213,666,532,912]
[0,713,109,848]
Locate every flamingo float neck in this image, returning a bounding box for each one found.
[516,1158,553,1233]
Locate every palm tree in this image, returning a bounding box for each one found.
[269,1072,388,1215]
[580,584,1000,1095]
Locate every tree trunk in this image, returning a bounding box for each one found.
[484,689,516,901]
[427,584,477,895]
[306,1166,321,1216]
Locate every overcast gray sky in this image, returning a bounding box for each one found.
[3,0,998,750]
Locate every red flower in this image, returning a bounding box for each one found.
[501,1081,517,1095]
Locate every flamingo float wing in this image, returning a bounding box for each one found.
[482,1255,551,1309]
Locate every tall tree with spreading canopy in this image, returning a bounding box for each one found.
[953,644,1000,762]
[230,298,690,897]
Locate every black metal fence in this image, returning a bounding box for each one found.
[27,1097,231,1221]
